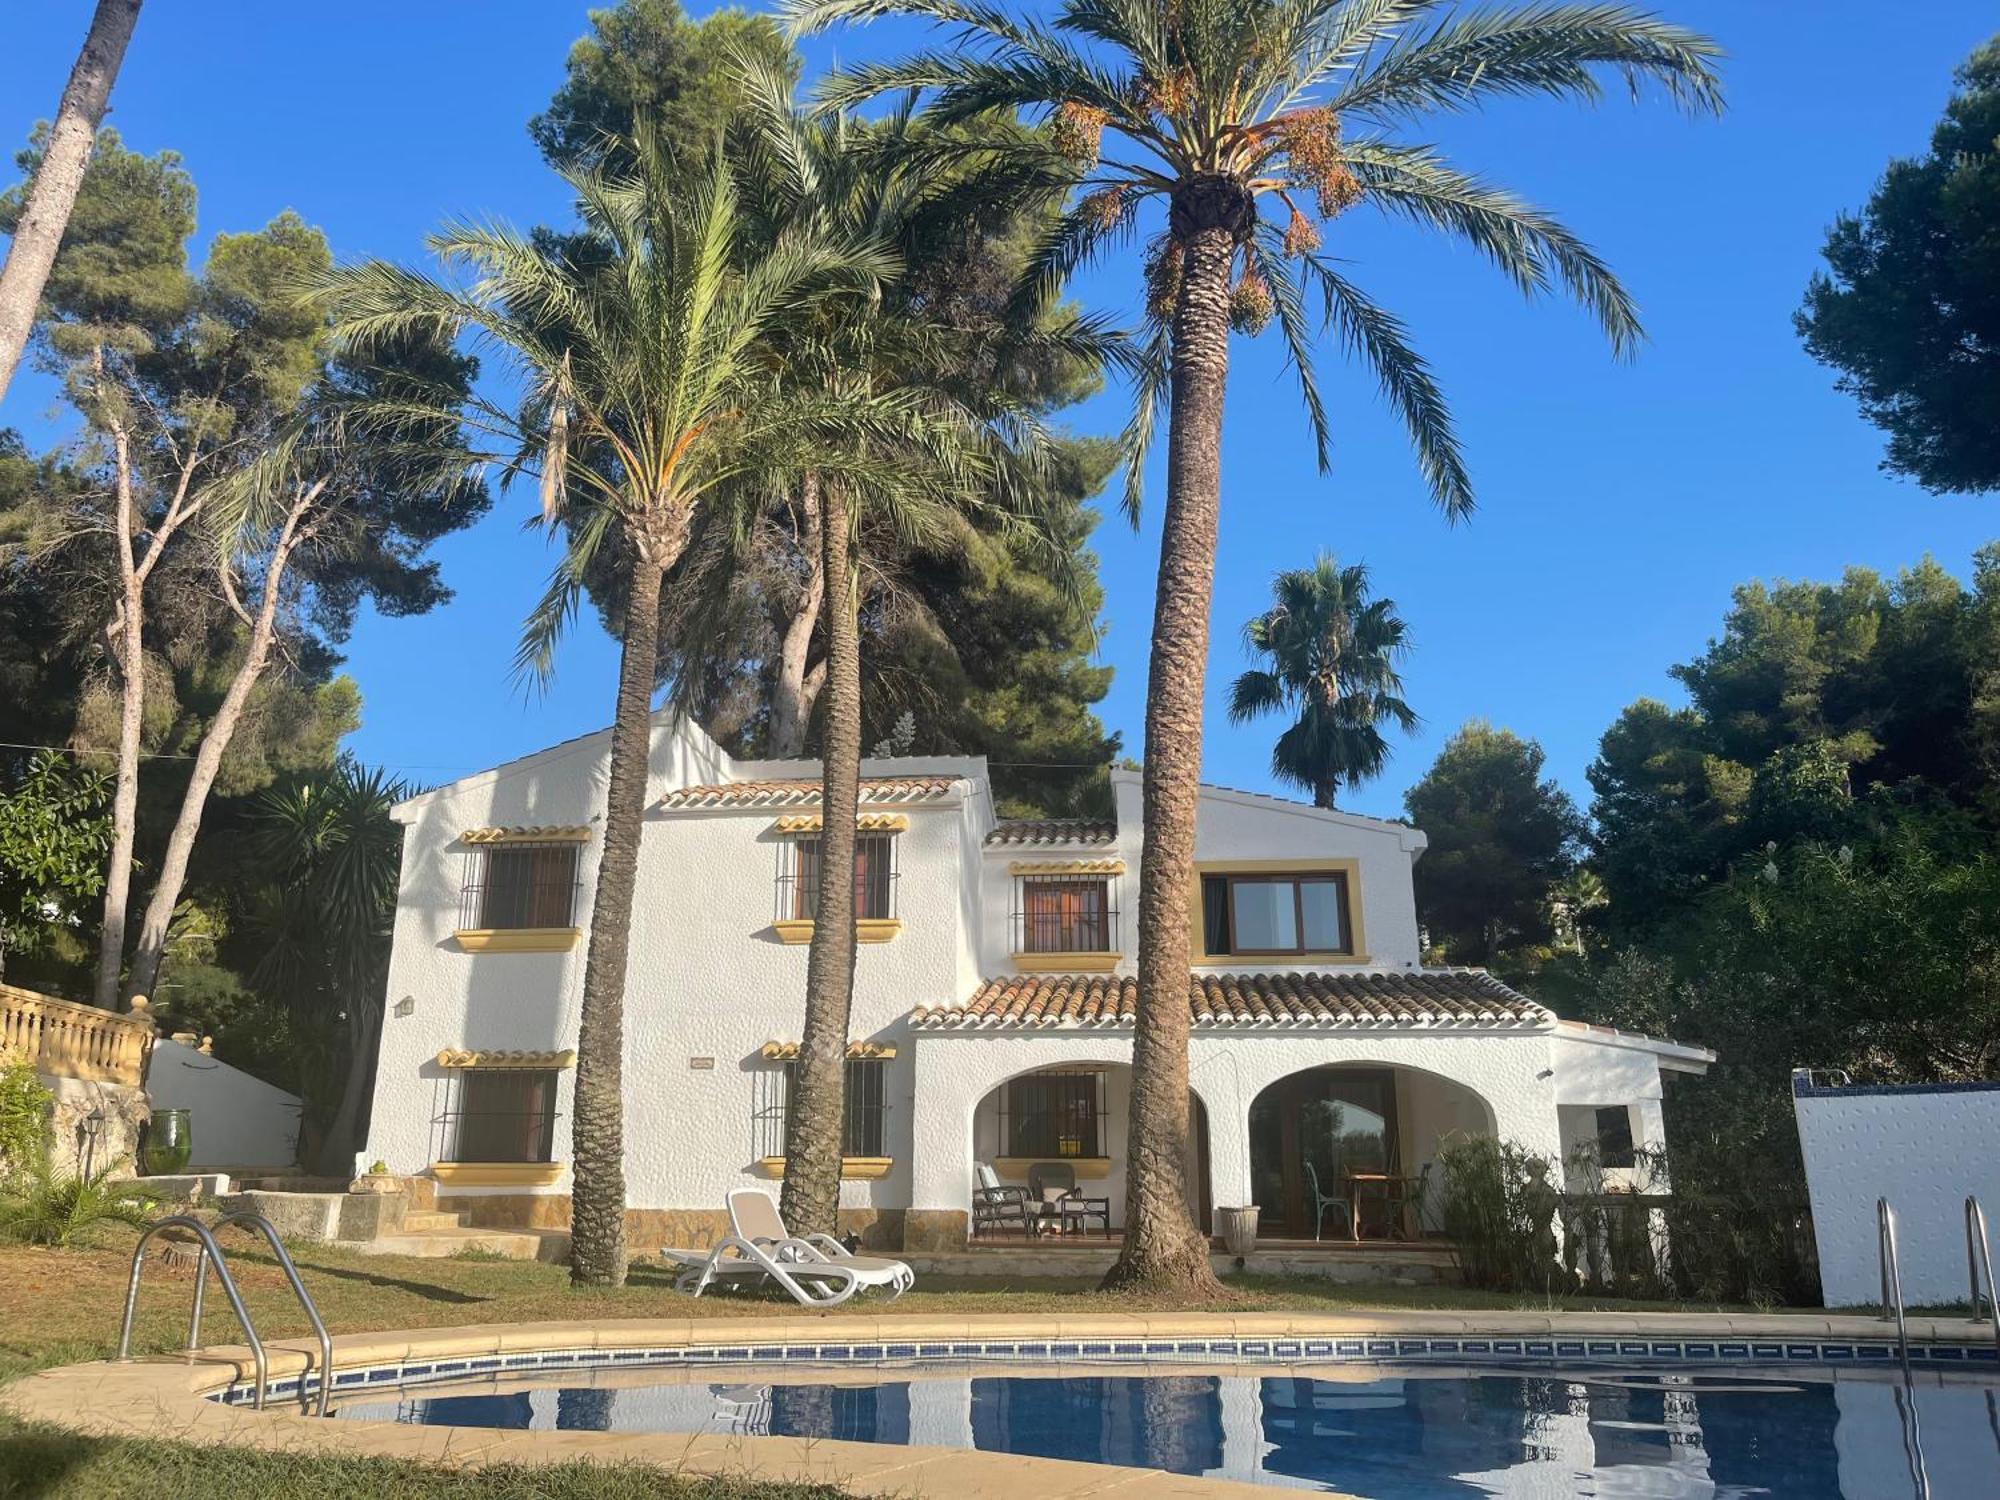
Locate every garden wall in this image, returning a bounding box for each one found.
[1792,1072,2000,1307]
[145,1036,301,1170]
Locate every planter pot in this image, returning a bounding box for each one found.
[141,1109,192,1176]
[1218,1205,1260,1256]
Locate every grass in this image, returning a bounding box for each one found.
[0,1233,1835,1498]
[0,1425,850,1500]
[0,1235,1809,1389]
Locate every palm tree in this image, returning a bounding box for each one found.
[317,124,898,1286]
[0,0,144,401]
[730,64,1088,1235]
[1228,555,1414,809]
[787,0,1722,1292]
[249,763,407,1175]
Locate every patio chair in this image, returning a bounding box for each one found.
[660,1189,912,1306]
[1385,1162,1432,1241]
[727,1187,914,1296]
[1303,1161,1352,1241]
[1028,1161,1110,1236]
[973,1162,1035,1239]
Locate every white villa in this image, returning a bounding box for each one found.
[362,712,1712,1253]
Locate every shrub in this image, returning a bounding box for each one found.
[1436,1135,1565,1294]
[0,1165,160,1247]
[0,1059,52,1182]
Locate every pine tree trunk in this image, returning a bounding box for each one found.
[768,474,824,759]
[124,526,305,1004]
[0,0,142,402]
[1104,178,1246,1298]
[781,478,859,1238]
[569,555,666,1286]
[93,425,145,1010]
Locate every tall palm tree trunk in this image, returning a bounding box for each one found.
[1105,179,1245,1297]
[781,478,859,1238]
[768,475,824,759]
[0,0,142,402]
[569,556,666,1286]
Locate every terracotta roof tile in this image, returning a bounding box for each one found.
[913,969,1552,1030]
[984,818,1118,847]
[659,775,963,811]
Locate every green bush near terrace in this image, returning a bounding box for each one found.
[0,1062,51,1182]
[0,1414,848,1500]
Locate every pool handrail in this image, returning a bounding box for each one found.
[1967,1195,1999,1359]
[117,1215,269,1410]
[1878,1197,1910,1366]
[116,1210,332,1415]
[206,1210,335,1417]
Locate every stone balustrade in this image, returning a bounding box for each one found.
[0,982,155,1086]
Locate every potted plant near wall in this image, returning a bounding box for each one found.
[1218,1204,1259,1257]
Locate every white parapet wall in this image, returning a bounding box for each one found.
[145,1037,302,1170]
[1792,1072,2000,1307]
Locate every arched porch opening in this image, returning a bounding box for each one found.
[970,1062,1210,1237]
[1248,1063,1495,1241]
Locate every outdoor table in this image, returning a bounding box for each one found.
[1343,1172,1421,1241]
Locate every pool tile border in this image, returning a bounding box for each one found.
[214,1329,1999,1406]
[7,1312,1998,1500]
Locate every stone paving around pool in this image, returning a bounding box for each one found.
[6,1311,1997,1499]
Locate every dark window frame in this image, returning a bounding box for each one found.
[436,1069,561,1164]
[459,842,581,931]
[782,832,898,922]
[753,1056,891,1160]
[1014,874,1115,954]
[999,1070,1106,1159]
[1594,1105,1637,1170]
[1201,870,1353,957]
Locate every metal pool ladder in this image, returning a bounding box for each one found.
[1969,1195,2000,1361]
[116,1210,334,1416]
[1878,1197,1910,1364]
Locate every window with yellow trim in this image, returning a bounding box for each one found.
[1199,870,1352,956]
[777,832,897,921]
[751,1056,889,1158]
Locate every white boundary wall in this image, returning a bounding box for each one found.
[1793,1075,2000,1307]
[146,1038,302,1169]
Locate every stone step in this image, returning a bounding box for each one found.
[351,1226,569,1263]
[400,1209,465,1233]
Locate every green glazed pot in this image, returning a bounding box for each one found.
[142,1108,192,1175]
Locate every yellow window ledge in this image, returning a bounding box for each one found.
[1012,951,1119,973]
[454,927,582,954]
[994,1155,1112,1180]
[772,918,902,945]
[430,1161,566,1188]
[754,1156,894,1181]
[1191,951,1370,968]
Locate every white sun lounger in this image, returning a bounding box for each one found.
[662,1188,914,1306]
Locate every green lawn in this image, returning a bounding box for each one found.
[0,1234,1823,1499]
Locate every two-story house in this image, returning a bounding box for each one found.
[363,711,1711,1251]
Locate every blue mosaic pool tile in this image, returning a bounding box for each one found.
[1176,1340,1207,1354]
[887,1344,917,1358]
[1750,1344,1783,1360]
[787,1346,819,1359]
[1241,1341,1270,1356]
[1303,1340,1333,1356]
[1337,1340,1366,1356]
[1113,1342,1144,1355]
[1525,1341,1553,1357]
[1367,1341,1396,1357]
[1208,1341,1239,1356]
[1786,1345,1820,1361]
[919,1343,950,1356]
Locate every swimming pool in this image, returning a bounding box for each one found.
[335,1361,2000,1497]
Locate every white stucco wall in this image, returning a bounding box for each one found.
[1793,1078,2000,1307]
[146,1038,301,1169]
[362,715,1692,1233]
[911,1026,1571,1233]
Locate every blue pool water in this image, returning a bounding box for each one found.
[335,1365,2000,1497]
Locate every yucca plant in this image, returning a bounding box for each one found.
[0,1164,159,1248]
[788,0,1723,1292]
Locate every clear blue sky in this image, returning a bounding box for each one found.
[4,2,1995,819]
